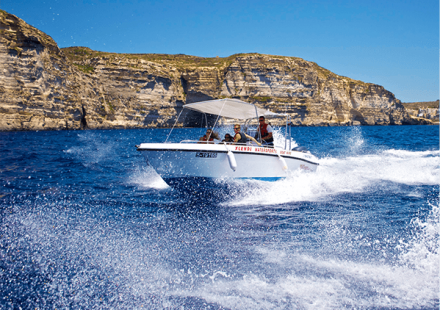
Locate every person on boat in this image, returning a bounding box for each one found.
[233,125,247,144]
[198,128,219,143]
[222,133,234,143]
[255,116,274,146]
[233,125,262,146]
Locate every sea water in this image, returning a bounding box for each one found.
[0,125,438,309]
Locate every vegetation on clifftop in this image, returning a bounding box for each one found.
[73,63,95,74]
[402,100,439,110]
[63,47,254,69]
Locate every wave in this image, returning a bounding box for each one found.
[128,165,169,190]
[64,132,117,166]
[2,195,437,309]
[175,202,439,310]
[223,149,439,206]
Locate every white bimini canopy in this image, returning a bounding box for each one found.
[184,98,280,120]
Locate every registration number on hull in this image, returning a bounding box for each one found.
[195,152,218,158]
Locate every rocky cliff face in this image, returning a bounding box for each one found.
[218,56,408,126]
[0,10,86,130]
[0,10,416,131]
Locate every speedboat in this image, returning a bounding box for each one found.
[136,99,319,183]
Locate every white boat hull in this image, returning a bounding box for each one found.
[137,143,318,180]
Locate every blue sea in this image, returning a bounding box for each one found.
[0,125,438,309]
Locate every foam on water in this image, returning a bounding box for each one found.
[128,165,169,190]
[272,128,298,149]
[168,202,439,310]
[398,202,439,273]
[224,149,439,207]
[64,132,117,166]
[2,192,438,309]
[1,202,177,308]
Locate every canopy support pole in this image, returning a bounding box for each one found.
[284,115,291,150]
[165,108,184,143]
[255,105,262,142]
[204,113,208,128]
[211,100,227,130]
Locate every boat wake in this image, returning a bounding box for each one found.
[187,202,439,310]
[222,149,439,207]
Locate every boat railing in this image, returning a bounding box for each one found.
[178,140,271,148]
[178,140,236,145]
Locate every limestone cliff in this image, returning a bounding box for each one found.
[0,10,417,131]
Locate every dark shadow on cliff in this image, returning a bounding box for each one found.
[350,109,366,124]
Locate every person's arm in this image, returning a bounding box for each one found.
[262,132,272,141]
[244,133,262,146]
[262,125,273,141]
[233,133,241,143]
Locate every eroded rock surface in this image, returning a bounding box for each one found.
[0,10,416,131]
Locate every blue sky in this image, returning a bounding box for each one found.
[2,0,438,102]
